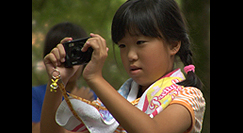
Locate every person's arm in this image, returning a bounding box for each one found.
[40,37,80,133]
[40,80,64,133]
[86,77,192,133]
[32,122,40,133]
[82,33,192,133]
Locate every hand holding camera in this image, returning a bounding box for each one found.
[81,33,108,82]
[43,33,108,84]
[62,37,93,67]
[43,37,80,84]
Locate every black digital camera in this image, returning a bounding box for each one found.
[62,37,93,67]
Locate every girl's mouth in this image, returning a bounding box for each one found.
[129,65,142,75]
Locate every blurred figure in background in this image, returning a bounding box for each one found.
[32,22,97,133]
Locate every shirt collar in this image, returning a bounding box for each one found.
[161,68,185,80]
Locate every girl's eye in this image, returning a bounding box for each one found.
[118,44,126,48]
[136,41,146,45]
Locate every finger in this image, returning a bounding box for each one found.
[85,87,90,92]
[81,38,100,52]
[90,33,102,38]
[90,33,95,37]
[91,33,107,50]
[71,87,78,93]
[44,53,57,68]
[90,33,105,44]
[74,86,94,101]
[82,34,106,52]
[89,93,95,101]
[51,47,61,66]
[60,37,72,44]
[81,40,91,52]
[56,43,66,63]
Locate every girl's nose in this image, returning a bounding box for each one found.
[127,48,138,62]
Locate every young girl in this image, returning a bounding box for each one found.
[41,0,205,133]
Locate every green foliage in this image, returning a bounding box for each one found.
[32,0,128,89]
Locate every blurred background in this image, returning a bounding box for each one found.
[32,0,210,132]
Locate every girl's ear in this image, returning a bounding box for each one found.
[169,41,181,55]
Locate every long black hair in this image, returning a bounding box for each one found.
[111,0,202,89]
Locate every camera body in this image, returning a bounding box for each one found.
[62,37,93,67]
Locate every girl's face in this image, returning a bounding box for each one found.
[118,33,178,90]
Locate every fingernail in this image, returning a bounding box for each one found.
[61,58,65,62]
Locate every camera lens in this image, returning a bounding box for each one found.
[71,46,83,60]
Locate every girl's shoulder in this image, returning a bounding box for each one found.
[170,87,206,133]
[171,87,205,110]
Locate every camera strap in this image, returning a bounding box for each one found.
[50,68,84,123]
[50,68,140,123]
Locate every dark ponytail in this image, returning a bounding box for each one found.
[111,0,203,89]
[176,35,203,89]
[177,71,202,89]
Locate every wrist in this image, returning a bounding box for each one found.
[84,75,104,89]
[83,72,103,83]
[85,75,103,83]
